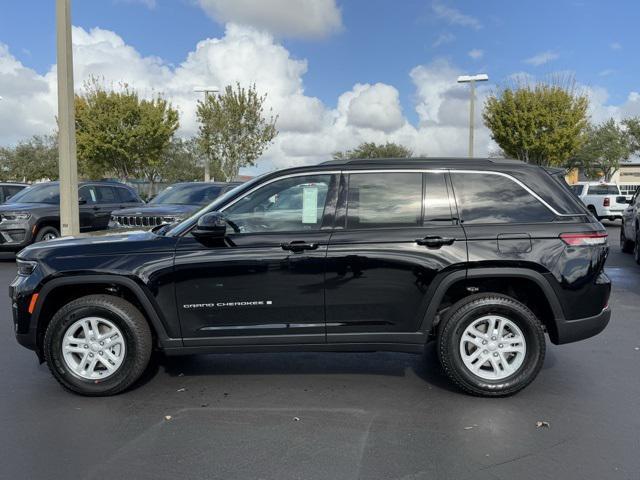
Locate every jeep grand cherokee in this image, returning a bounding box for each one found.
[10,158,611,396]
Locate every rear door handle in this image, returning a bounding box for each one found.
[415,236,455,248]
[281,241,319,252]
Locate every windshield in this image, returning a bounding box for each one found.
[150,184,223,205]
[8,183,59,204]
[587,184,620,195]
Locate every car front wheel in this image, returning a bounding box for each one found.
[44,294,152,396]
[437,293,545,397]
[634,227,640,265]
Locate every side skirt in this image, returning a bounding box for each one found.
[163,342,425,356]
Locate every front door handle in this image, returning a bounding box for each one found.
[281,241,319,252]
[415,236,455,248]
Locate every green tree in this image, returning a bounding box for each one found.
[75,78,179,182]
[196,83,278,182]
[332,141,413,160]
[483,78,589,166]
[574,119,631,181]
[622,117,640,154]
[158,137,205,183]
[2,134,59,182]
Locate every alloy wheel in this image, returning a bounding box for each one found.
[61,316,126,380]
[459,315,527,380]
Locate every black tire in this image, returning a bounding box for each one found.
[437,293,546,397]
[587,206,600,221]
[634,228,640,265]
[43,294,152,396]
[620,224,634,253]
[35,226,60,242]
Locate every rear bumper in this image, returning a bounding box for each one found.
[553,306,611,345]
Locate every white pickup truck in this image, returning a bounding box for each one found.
[569,182,628,221]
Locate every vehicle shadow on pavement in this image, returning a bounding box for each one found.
[144,343,461,394]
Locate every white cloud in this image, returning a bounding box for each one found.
[432,32,455,48]
[523,51,559,66]
[344,83,405,132]
[432,2,482,30]
[598,69,615,77]
[468,49,484,60]
[610,42,622,50]
[196,0,342,39]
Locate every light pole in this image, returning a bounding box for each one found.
[194,86,219,182]
[56,0,80,235]
[457,74,488,158]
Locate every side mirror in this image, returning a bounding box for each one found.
[192,211,227,244]
[78,197,87,205]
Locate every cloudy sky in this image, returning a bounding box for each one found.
[1,0,640,173]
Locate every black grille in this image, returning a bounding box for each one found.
[113,215,165,228]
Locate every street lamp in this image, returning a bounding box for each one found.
[194,87,219,182]
[457,73,488,158]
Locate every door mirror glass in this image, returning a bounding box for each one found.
[192,211,227,244]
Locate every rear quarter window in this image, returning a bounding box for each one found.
[451,172,555,224]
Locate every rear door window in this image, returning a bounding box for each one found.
[96,186,118,204]
[116,187,140,203]
[346,173,422,229]
[451,172,555,224]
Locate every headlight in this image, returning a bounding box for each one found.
[1,212,31,221]
[16,259,37,276]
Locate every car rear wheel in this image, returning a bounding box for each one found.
[620,224,634,253]
[437,293,545,397]
[587,205,600,220]
[634,227,640,265]
[44,294,152,396]
[35,226,60,242]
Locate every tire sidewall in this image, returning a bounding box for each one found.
[35,226,60,242]
[441,297,545,395]
[45,303,142,395]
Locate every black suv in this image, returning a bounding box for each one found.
[109,182,240,229]
[0,181,143,250]
[10,159,611,397]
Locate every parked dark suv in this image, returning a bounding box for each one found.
[0,181,143,250]
[10,158,611,397]
[108,182,240,229]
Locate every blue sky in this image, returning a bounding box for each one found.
[1,0,639,169]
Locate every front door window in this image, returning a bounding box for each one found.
[222,174,334,233]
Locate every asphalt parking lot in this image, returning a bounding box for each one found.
[0,222,638,480]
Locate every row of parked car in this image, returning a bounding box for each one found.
[0,180,240,251]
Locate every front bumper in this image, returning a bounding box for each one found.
[9,266,43,352]
[553,306,611,345]
[0,222,32,250]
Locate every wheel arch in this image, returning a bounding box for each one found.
[421,268,565,344]
[33,275,179,359]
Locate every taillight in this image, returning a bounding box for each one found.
[603,197,610,207]
[560,232,608,246]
